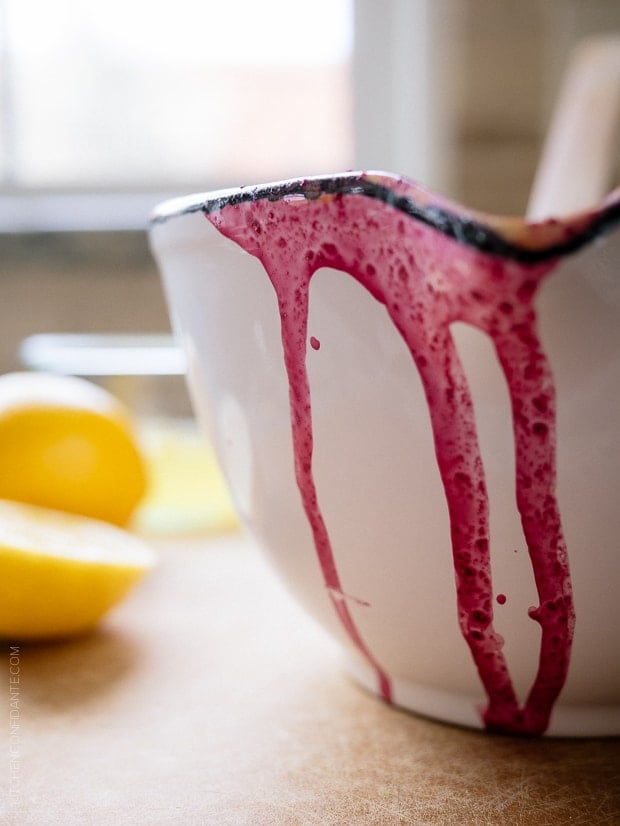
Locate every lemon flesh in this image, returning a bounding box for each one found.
[0,372,147,526]
[0,499,155,640]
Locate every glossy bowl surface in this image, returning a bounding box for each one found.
[150,172,620,736]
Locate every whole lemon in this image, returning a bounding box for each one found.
[0,372,147,526]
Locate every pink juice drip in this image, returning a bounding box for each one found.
[206,183,576,735]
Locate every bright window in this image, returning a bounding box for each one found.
[0,0,353,223]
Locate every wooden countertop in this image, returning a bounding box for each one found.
[3,533,619,825]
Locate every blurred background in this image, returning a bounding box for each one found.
[0,0,619,381]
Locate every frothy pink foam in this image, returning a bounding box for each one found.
[206,179,575,735]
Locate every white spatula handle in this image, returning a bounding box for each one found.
[527,36,620,220]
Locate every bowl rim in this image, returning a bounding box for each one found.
[149,170,620,264]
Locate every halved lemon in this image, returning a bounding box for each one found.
[0,499,155,640]
[0,372,147,526]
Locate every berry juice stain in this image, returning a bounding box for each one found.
[203,173,589,735]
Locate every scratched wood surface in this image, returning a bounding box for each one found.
[2,534,618,825]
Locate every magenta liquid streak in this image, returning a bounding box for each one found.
[206,185,575,735]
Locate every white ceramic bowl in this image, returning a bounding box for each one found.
[149,172,620,736]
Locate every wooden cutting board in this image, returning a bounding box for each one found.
[2,534,618,825]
